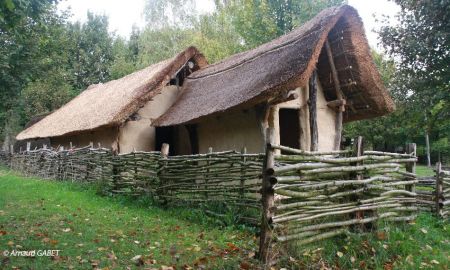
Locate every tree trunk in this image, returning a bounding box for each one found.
[425,131,431,167]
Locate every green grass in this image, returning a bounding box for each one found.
[1,167,449,270]
[0,168,258,269]
[284,214,450,269]
[416,165,435,177]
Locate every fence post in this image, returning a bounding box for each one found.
[240,147,247,201]
[259,127,276,265]
[352,136,366,230]
[435,162,443,217]
[405,143,417,193]
[205,147,212,202]
[159,143,170,204]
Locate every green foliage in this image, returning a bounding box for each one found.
[66,12,114,90]
[227,0,346,48]
[346,1,450,164]
[21,78,75,119]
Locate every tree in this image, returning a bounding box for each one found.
[0,1,67,147]
[66,12,114,90]
[377,0,450,164]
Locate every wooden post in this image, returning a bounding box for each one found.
[352,136,366,230]
[259,127,276,265]
[435,162,443,217]
[325,40,345,151]
[70,142,73,149]
[240,147,247,201]
[405,143,417,193]
[26,142,31,152]
[308,70,318,151]
[159,143,170,204]
[205,147,213,201]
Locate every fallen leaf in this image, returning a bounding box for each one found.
[0,230,6,236]
[62,228,71,233]
[240,261,251,270]
[376,231,386,240]
[383,262,393,270]
[431,260,439,265]
[420,228,428,234]
[131,255,143,266]
[336,251,344,258]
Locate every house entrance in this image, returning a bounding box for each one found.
[279,108,300,150]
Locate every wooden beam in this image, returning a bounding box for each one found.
[325,39,345,150]
[308,70,318,151]
[269,89,299,105]
[327,99,346,109]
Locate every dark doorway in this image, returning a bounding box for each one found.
[279,109,300,150]
[155,126,176,155]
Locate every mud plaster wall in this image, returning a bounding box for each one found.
[118,85,182,153]
[197,108,265,154]
[50,126,118,149]
[272,77,337,152]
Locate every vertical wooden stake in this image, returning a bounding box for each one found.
[308,70,318,151]
[435,162,443,217]
[159,143,170,204]
[26,142,31,152]
[240,147,247,201]
[405,143,417,193]
[205,147,213,201]
[353,136,365,230]
[259,127,275,265]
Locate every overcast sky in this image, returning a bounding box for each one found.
[57,0,400,50]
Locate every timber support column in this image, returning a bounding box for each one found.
[308,70,318,151]
[259,127,276,265]
[325,39,346,150]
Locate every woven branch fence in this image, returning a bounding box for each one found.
[1,136,449,266]
[258,131,420,264]
[2,145,263,223]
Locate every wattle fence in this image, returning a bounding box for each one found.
[2,145,263,224]
[1,135,448,265]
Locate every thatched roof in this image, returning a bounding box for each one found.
[16,47,207,140]
[154,5,395,127]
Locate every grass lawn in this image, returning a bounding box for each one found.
[1,167,449,270]
[416,165,435,177]
[0,168,258,269]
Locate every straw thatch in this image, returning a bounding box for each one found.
[16,47,207,140]
[154,5,394,127]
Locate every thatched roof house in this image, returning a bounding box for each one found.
[17,5,394,154]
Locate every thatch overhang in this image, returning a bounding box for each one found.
[153,5,395,127]
[16,47,207,140]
